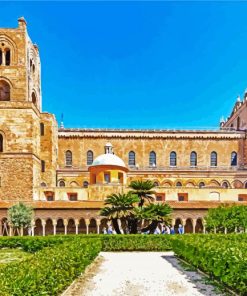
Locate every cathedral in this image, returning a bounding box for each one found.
[0,18,247,235]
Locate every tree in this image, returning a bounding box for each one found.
[100,193,139,234]
[137,203,172,234]
[8,203,33,236]
[129,180,156,208]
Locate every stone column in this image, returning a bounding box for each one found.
[2,51,5,66]
[41,220,46,236]
[52,219,57,235]
[75,219,79,235]
[202,219,206,234]
[192,219,196,234]
[96,219,101,234]
[85,219,90,235]
[64,219,68,235]
[9,226,13,237]
[31,220,35,236]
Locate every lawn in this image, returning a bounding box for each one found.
[0,248,32,265]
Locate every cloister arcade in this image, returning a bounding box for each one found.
[0,216,205,236]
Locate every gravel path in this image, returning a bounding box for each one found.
[63,252,226,296]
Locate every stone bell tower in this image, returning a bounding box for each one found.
[0,17,44,201]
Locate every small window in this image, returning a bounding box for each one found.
[83,181,89,188]
[40,123,44,136]
[68,193,78,201]
[66,150,72,166]
[190,151,197,167]
[0,134,3,152]
[170,151,177,167]
[153,181,159,187]
[245,182,247,189]
[149,151,156,167]
[210,151,217,167]
[156,196,162,201]
[237,117,240,130]
[0,80,10,101]
[5,49,10,66]
[178,195,185,201]
[199,182,205,189]
[176,181,182,187]
[231,152,237,166]
[87,150,93,165]
[0,49,2,65]
[40,182,46,187]
[128,151,135,166]
[222,181,229,189]
[59,180,65,187]
[41,160,45,172]
[178,193,188,201]
[32,92,37,105]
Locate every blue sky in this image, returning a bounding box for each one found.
[1,2,247,129]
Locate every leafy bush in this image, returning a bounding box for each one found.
[171,234,247,295]
[0,237,101,296]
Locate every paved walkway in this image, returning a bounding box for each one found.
[63,252,226,296]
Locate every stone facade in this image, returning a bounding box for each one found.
[0,19,247,235]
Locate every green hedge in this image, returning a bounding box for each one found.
[171,234,247,295]
[0,237,101,296]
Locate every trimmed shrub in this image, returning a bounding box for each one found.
[0,237,101,295]
[171,234,247,295]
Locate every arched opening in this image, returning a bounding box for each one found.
[174,218,182,234]
[237,116,240,130]
[195,218,203,233]
[231,152,237,166]
[186,182,195,188]
[67,219,76,234]
[56,219,65,234]
[70,181,79,187]
[0,80,10,101]
[45,219,53,235]
[149,151,156,167]
[40,182,46,187]
[185,218,193,233]
[245,182,247,189]
[199,182,205,188]
[83,181,89,188]
[65,150,72,166]
[209,180,221,187]
[87,150,94,165]
[78,218,86,234]
[0,49,2,65]
[58,180,65,187]
[5,49,10,66]
[170,151,177,167]
[100,218,108,234]
[128,151,136,166]
[89,218,97,234]
[222,181,230,189]
[2,218,9,236]
[31,92,37,105]
[34,219,42,236]
[176,181,182,187]
[153,181,159,187]
[232,180,243,189]
[190,151,197,167]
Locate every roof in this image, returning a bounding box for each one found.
[0,200,246,210]
[91,153,126,168]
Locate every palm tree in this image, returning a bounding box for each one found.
[129,180,156,208]
[100,193,139,234]
[138,203,172,234]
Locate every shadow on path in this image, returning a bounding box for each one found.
[161,254,227,296]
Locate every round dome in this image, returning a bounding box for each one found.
[91,153,126,168]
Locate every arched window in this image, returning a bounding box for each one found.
[87,150,93,165]
[40,182,46,187]
[190,151,197,167]
[5,49,10,66]
[176,181,182,187]
[0,134,3,152]
[245,182,247,189]
[128,151,135,166]
[59,180,65,187]
[149,151,156,167]
[0,80,10,101]
[0,49,2,65]
[170,151,177,167]
[153,181,159,187]
[210,151,217,167]
[31,92,37,105]
[231,151,237,166]
[222,181,229,189]
[65,150,72,166]
[199,182,205,188]
[83,181,89,188]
